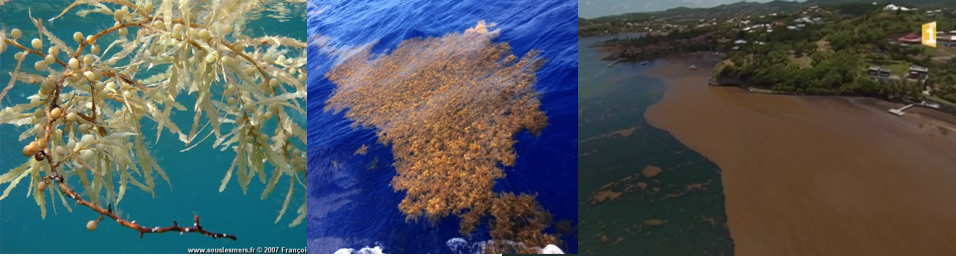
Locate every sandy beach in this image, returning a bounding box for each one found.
[644,55,956,256]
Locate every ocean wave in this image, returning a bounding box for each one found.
[445,237,483,254]
[334,237,564,254]
[540,244,566,254]
[445,238,565,254]
[333,246,385,254]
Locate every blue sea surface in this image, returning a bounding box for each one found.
[0,1,305,253]
[306,0,578,254]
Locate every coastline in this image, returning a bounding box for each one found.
[644,54,956,256]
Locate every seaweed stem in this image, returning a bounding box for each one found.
[46,173,237,240]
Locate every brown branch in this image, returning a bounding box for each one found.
[222,42,273,87]
[47,174,237,240]
[3,38,68,67]
[33,78,237,241]
[71,21,146,59]
[102,69,147,90]
[31,66,236,240]
[71,13,202,59]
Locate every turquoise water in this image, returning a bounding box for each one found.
[578,35,734,255]
[0,1,305,253]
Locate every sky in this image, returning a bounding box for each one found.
[579,0,796,19]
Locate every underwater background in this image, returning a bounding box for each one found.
[0,1,306,253]
[307,0,578,254]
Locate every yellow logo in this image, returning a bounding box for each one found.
[922,21,936,48]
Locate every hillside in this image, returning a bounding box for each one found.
[591,0,953,21]
[590,3,956,109]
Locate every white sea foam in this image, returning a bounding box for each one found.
[446,237,483,254]
[333,246,384,254]
[539,244,565,254]
[446,238,565,254]
[332,241,561,254]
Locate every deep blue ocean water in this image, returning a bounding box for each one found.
[0,1,305,253]
[307,0,578,254]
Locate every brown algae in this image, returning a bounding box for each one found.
[325,21,558,250]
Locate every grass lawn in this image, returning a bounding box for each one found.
[924,46,956,58]
[884,63,911,75]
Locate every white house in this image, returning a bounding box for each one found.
[939,33,956,47]
[884,4,914,11]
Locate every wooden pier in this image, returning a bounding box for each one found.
[888,104,914,116]
[607,58,623,67]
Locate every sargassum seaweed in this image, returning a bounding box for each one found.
[326,21,558,249]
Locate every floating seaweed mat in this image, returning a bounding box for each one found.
[326,21,561,253]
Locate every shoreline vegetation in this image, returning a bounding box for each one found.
[583,2,956,117]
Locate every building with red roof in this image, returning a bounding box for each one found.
[898,32,922,44]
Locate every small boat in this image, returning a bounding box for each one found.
[640,61,649,66]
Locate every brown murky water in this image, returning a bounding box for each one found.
[645,55,956,256]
